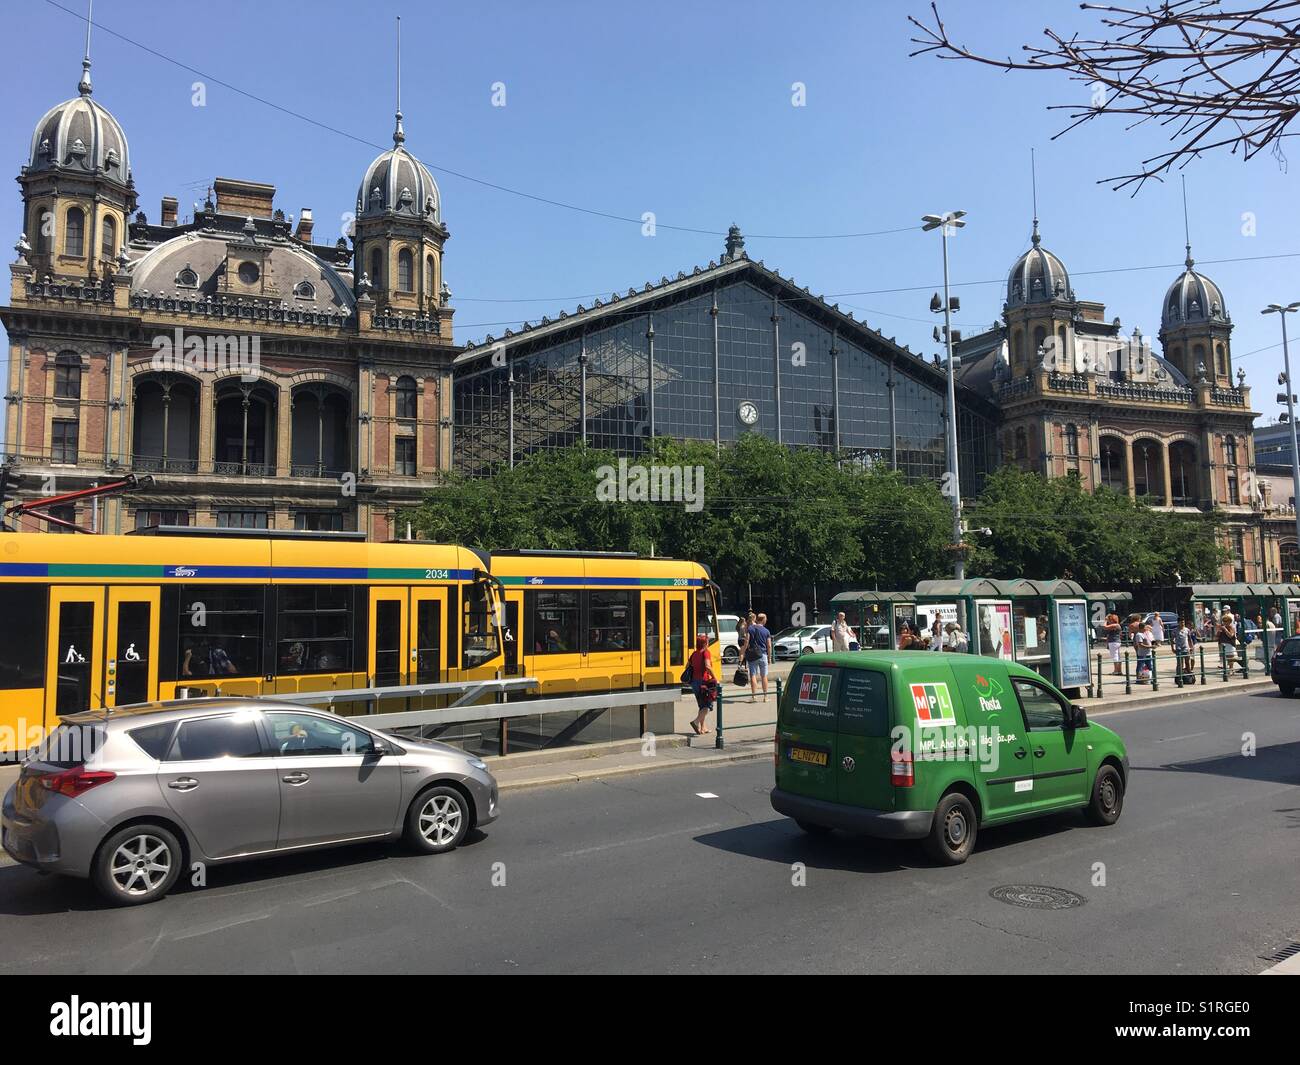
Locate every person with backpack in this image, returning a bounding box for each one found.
[685,634,718,735]
[745,612,773,700]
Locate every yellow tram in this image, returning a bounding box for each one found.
[0,530,720,757]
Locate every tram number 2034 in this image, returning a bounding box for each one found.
[425,568,451,579]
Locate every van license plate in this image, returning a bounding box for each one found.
[788,746,828,767]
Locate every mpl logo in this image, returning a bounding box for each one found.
[972,673,1005,712]
[910,681,956,725]
[168,566,198,578]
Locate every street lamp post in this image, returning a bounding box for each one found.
[1264,301,1300,577]
[923,211,967,580]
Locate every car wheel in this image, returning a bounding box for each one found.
[1085,764,1125,826]
[1279,684,1295,697]
[405,785,471,854]
[923,792,977,865]
[795,819,832,836]
[801,646,813,655]
[92,824,182,906]
[722,647,738,664]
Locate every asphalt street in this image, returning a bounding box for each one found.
[1,688,1297,974]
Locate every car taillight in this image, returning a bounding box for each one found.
[39,767,116,797]
[890,750,914,788]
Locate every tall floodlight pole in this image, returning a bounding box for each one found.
[923,211,967,579]
[1264,301,1300,576]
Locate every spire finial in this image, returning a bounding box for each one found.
[78,0,94,96]
[393,16,405,146]
[1030,147,1040,246]
[1181,173,1194,269]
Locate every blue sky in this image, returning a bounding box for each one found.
[4,0,1297,420]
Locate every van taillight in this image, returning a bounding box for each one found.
[39,767,116,798]
[890,750,914,788]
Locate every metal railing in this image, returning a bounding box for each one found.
[201,677,680,756]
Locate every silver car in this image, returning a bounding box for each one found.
[1,698,499,906]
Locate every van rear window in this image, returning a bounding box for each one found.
[838,669,889,737]
[783,667,837,729]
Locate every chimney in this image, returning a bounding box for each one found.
[161,196,178,226]
[294,208,314,245]
[213,177,276,220]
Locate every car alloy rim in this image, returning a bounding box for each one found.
[110,833,172,895]
[419,795,463,845]
[945,808,967,847]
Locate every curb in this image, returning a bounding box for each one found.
[496,741,771,791]
[1086,678,1276,716]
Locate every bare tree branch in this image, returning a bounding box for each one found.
[909,0,1300,191]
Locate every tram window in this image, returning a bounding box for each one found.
[0,584,46,689]
[114,601,152,706]
[589,590,636,652]
[176,586,263,679]
[668,599,685,665]
[696,588,718,641]
[374,600,403,687]
[527,590,579,654]
[463,581,499,668]
[276,585,352,674]
[645,600,661,667]
[415,598,442,684]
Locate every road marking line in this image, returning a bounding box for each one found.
[560,822,722,858]
[169,912,273,941]
[696,792,719,798]
[1158,732,1208,742]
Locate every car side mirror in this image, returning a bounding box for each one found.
[1067,704,1088,729]
[365,739,389,757]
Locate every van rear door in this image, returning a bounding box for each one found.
[834,667,894,811]
[775,663,838,804]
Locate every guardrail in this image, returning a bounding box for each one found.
[230,677,680,756]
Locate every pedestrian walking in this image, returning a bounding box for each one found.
[928,618,944,651]
[1217,610,1239,671]
[1134,623,1154,683]
[1150,613,1165,646]
[686,634,717,735]
[1103,612,1123,675]
[1173,617,1194,683]
[831,611,853,652]
[745,612,773,699]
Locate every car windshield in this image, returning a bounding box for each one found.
[1279,637,1300,654]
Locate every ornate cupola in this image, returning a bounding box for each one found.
[18,5,135,281]
[1003,217,1078,379]
[1159,242,1232,385]
[352,18,450,334]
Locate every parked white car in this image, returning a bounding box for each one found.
[716,614,743,663]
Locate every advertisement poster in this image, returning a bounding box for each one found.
[977,601,1013,659]
[1055,599,1091,689]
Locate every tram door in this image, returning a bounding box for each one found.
[45,587,104,715]
[642,593,669,688]
[369,589,408,689]
[665,591,688,678]
[411,587,447,685]
[106,588,159,708]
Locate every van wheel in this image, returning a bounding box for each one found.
[924,793,977,865]
[1085,765,1124,826]
[405,786,470,854]
[92,824,182,906]
[795,820,832,836]
[1279,684,1295,697]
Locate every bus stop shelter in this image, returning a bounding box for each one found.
[1183,583,1300,652]
[915,577,1092,691]
[828,590,915,649]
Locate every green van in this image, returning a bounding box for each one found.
[770,651,1129,864]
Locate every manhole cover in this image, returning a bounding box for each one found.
[989,885,1086,910]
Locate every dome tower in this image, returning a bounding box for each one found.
[18,10,135,280]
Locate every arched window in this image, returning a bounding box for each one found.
[1099,437,1126,491]
[1216,343,1227,377]
[293,280,315,299]
[1225,435,1238,466]
[394,375,418,420]
[65,207,84,257]
[176,267,198,288]
[1170,345,1184,375]
[1281,542,1300,582]
[1011,329,1023,369]
[369,248,383,289]
[1033,325,1047,356]
[1065,424,1079,457]
[54,351,81,400]
[101,215,116,260]
[397,248,413,291]
[1193,342,1207,375]
[425,254,435,294]
[1014,427,1028,461]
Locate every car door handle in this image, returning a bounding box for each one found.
[1033,747,1046,758]
[1014,749,1027,759]
[167,777,199,791]
[281,772,310,785]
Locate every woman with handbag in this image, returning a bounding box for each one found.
[686,634,718,734]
